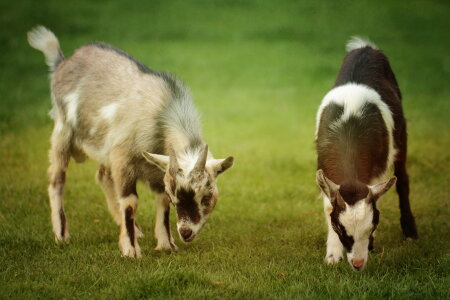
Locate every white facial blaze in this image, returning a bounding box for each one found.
[339,201,374,267]
[174,176,214,238]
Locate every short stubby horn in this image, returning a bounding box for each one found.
[168,146,180,174]
[192,144,208,174]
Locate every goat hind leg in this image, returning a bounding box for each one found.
[394,125,418,239]
[394,159,418,239]
[48,123,71,242]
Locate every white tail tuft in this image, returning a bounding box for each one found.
[346,36,378,52]
[27,25,63,70]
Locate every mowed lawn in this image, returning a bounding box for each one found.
[1,0,449,299]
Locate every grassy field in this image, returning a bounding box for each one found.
[1,0,449,299]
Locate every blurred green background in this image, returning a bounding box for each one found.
[1,0,449,299]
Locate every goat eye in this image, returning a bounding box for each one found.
[201,194,212,206]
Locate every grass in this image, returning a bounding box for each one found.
[1,0,449,299]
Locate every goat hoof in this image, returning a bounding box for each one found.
[325,253,342,264]
[155,241,178,252]
[54,233,70,243]
[404,230,418,240]
[401,217,418,239]
[120,246,142,258]
[119,239,141,258]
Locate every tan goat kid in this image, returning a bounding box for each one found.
[28,26,234,258]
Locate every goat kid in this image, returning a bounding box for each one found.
[315,37,418,271]
[28,26,234,258]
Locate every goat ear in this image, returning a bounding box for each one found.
[316,169,340,200]
[142,152,169,171]
[207,156,234,177]
[369,176,397,200]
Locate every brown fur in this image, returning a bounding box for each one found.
[317,43,417,245]
[334,46,417,238]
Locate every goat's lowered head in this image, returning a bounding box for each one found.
[143,145,233,243]
[316,169,396,271]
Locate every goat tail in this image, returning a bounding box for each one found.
[27,25,64,71]
[346,36,378,52]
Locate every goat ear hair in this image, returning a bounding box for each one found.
[370,176,397,199]
[208,156,234,177]
[316,169,339,200]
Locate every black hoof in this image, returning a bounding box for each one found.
[401,217,418,239]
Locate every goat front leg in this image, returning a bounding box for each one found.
[118,193,141,258]
[111,164,141,258]
[154,193,177,251]
[96,165,143,238]
[324,198,343,264]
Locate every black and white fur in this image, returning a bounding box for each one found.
[315,37,418,271]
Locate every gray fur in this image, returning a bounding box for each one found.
[28,26,233,257]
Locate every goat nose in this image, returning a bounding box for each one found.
[351,258,365,270]
[180,228,193,240]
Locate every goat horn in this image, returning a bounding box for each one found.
[168,146,179,172]
[193,144,208,174]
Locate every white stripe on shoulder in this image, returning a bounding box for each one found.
[316,83,397,172]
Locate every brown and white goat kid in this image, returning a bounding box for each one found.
[28,26,234,258]
[315,37,418,271]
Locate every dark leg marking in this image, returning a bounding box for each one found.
[97,165,107,182]
[51,171,66,238]
[59,208,66,238]
[163,206,176,249]
[125,206,135,247]
[368,235,374,252]
[52,171,66,196]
